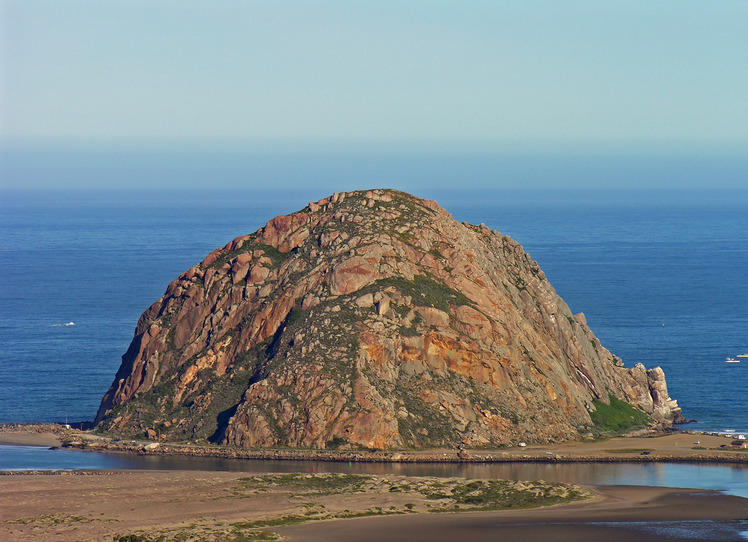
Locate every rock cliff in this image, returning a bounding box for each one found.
[95,189,682,449]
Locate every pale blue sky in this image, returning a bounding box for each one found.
[3,0,747,152]
[2,1,748,191]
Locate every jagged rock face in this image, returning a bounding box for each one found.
[95,189,682,449]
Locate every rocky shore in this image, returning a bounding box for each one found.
[60,438,748,464]
[4,424,746,465]
[2,424,741,465]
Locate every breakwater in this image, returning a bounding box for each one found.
[62,436,748,465]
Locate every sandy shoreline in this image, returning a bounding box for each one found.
[276,487,748,542]
[0,431,63,448]
[1,470,745,542]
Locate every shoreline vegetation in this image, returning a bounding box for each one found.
[1,470,592,542]
[1,424,747,464]
[2,467,747,542]
[2,470,747,542]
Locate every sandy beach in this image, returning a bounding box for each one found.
[277,486,748,542]
[1,470,746,542]
[0,428,64,448]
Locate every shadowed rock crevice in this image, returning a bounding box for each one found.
[95,189,683,449]
[209,403,239,444]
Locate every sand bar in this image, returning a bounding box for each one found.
[1,470,746,542]
[0,425,64,447]
[278,486,748,542]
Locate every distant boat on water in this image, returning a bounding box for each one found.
[725,357,740,363]
[737,354,748,358]
[51,322,75,327]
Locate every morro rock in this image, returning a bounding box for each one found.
[95,189,682,449]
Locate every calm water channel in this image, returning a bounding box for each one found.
[2,444,747,500]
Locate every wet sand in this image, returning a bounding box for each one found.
[277,486,748,542]
[1,470,746,542]
[0,431,62,447]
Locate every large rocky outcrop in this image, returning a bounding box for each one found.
[95,189,682,448]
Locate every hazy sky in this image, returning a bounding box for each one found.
[3,0,748,153]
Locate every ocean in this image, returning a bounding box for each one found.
[1,183,746,434]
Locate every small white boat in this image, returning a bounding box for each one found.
[725,358,740,363]
[737,354,748,358]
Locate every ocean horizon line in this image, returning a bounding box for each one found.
[3,186,748,210]
[3,148,747,192]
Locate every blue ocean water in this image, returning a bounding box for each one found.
[0,186,746,434]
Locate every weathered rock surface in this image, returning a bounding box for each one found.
[95,189,683,449]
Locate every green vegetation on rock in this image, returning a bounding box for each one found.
[589,394,651,435]
[366,274,471,312]
[252,243,286,267]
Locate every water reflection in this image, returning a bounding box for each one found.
[2,445,747,498]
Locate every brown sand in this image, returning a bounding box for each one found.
[510,431,745,458]
[0,431,62,447]
[277,486,748,542]
[1,471,746,542]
